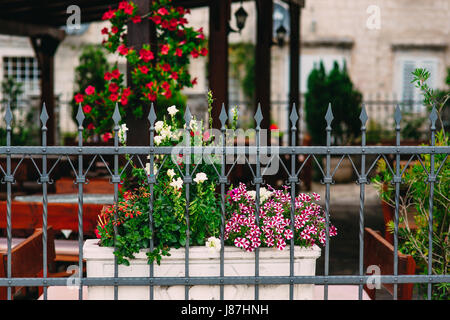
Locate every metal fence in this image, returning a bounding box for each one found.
[0,101,449,301]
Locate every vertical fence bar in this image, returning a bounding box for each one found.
[184,106,192,300]
[393,105,402,300]
[5,104,12,300]
[289,104,299,300]
[323,104,334,300]
[219,104,228,300]
[112,104,121,300]
[358,105,368,300]
[427,106,438,300]
[148,104,156,300]
[254,104,263,300]
[40,103,49,300]
[76,104,85,300]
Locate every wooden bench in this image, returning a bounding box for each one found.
[0,226,72,300]
[363,227,416,300]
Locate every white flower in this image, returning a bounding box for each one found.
[154,121,164,133]
[205,237,221,252]
[170,177,184,190]
[154,135,163,145]
[167,105,178,116]
[167,169,176,178]
[160,126,172,140]
[193,172,208,184]
[247,187,272,203]
[145,163,158,175]
[119,124,128,143]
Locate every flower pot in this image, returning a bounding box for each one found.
[83,239,321,300]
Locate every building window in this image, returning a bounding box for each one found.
[2,56,41,96]
[398,58,438,111]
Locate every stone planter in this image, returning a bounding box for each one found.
[83,239,321,300]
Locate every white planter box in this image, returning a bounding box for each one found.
[83,239,321,300]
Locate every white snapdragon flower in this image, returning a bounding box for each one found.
[170,177,184,190]
[167,169,176,178]
[119,124,128,144]
[205,237,221,253]
[167,105,178,116]
[154,121,164,133]
[193,172,208,184]
[154,135,163,145]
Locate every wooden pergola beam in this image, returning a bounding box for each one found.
[0,19,65,41]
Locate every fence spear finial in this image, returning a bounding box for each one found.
[112,102,121,125]
[4,102,12,128]
[148,103,156,127]
[219,103,228,129]
[429,104,438,130]
[290,103,298,130]
[325,103,334,129]
[76,103,85,128]
[359,104,368,128]
[40,102,49,128]
[184,105,192,127]
[254,103,263,129]
[394,105,402,128]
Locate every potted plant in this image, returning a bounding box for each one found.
[371,68,449,300]
[84,105,337,300]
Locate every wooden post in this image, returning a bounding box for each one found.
[255,0,273,131]
[125,0,156,146]
[209,0,230,129]
[30,35,61,146]
[289,1,301,146]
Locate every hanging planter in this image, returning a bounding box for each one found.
[84,239,321,300]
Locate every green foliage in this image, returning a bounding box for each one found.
[96,108,222,265]
[372,68,449,300]
[304,61,362,145]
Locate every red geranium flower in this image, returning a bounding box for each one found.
[74,93,84,103]
[118,44,129,55]
[270,124,279,131]
[120,96,128,106]
[111,69,120,79]
[110,93,119,101]
[169,18,178,28]
[109,83,119,93]
[200,48,208,56]
[104,72,113,81]
[171,72,178,80]
[87,123,95,130]
[102,132,112,142]
[138,65,149,74]
[122,87,131,97]
[85,85,95,95]
[161,44,169,55]
[123,4,134,15]
[161,20,169,29]
[147,92,157,101]
[131,15,141,23]
[191,48,199,58]
[163,89,172,99]
[101,27,108,35]
[191,78,198,86]
[118,1,128,10]
[174,48,183,57]
[111,26,119,34]
[83,104,92,114]
[139,48,154,62]
[157,7,169,16]
[179,18,188,26]
[151,15,161,24]
[161,64,171,72]
[177,7,185,15]
[161,81,170,91]
[102,9,115,20]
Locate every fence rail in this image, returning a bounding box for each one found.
[0,101,449,300]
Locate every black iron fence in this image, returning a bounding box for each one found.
[0,101,449,300]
